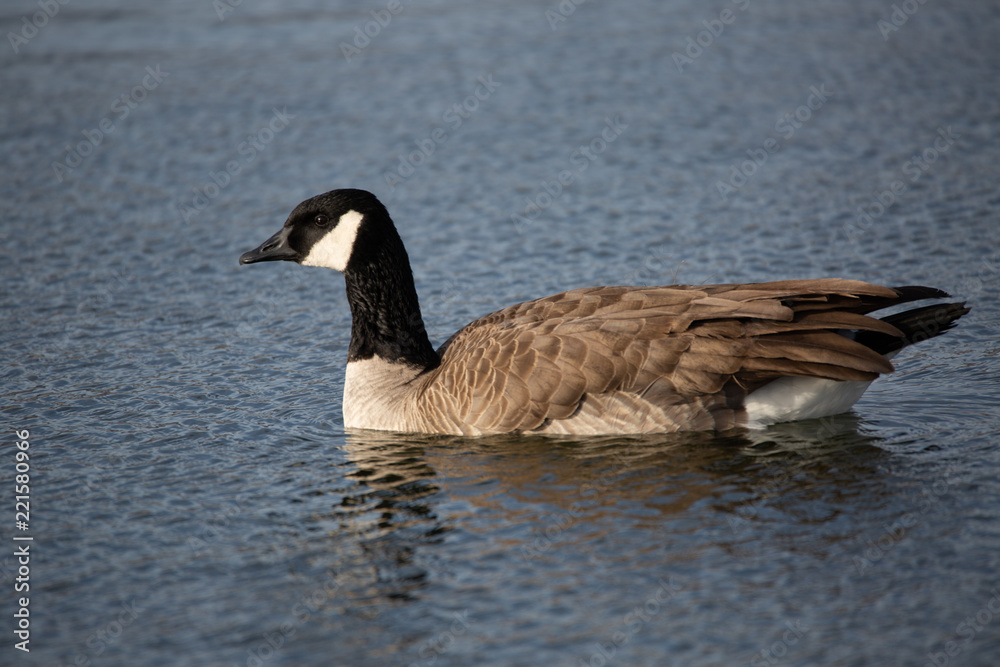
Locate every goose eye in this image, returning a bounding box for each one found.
[314,214,330,227]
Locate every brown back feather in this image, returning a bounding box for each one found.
[421,280,953,432]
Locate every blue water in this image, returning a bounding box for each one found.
[2,1,999,665]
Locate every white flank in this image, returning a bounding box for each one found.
[301,209,364,272]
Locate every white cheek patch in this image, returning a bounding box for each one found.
[301,210,364,272]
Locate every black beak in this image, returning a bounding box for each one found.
[239,227,298,265]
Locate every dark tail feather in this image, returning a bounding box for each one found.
[856,300,970,355]
[844,285,953,316]
[890,285,952,302]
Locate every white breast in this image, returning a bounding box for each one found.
[342,356,424,431]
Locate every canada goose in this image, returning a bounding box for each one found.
[239,189,969,436]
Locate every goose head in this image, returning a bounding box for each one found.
[239,189,438,368]
[239,188,393,272]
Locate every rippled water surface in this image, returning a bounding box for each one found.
[2,1,999,665]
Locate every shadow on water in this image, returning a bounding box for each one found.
[304,414,894,608]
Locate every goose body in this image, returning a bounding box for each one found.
[239,189,969,436]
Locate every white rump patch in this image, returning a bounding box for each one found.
[743,348,899,428]
[301,209,364,272]
[744,376,874,428]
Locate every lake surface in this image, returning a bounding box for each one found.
[2,1,999,665]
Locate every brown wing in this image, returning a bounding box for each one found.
[418,279,925,433]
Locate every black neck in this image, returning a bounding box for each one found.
[343,224,439,369]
